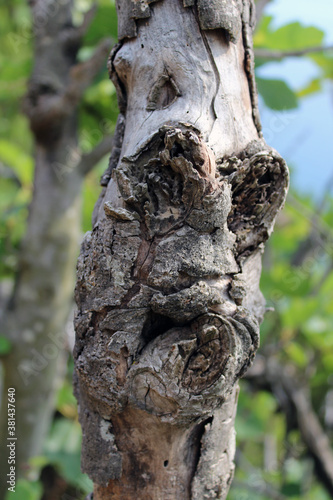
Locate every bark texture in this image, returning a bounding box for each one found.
[74,1,288,498]
[0,1,110,492]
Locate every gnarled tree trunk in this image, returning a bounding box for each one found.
[74,1,288,498]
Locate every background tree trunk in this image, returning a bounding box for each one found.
[74,1,288,498]
[0,1,110,494]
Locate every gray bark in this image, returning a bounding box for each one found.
[0,1,110,494]
[74,1,288,498]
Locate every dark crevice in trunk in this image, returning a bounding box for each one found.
[188,416,214,498]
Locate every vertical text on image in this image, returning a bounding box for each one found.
[7,388,16,493]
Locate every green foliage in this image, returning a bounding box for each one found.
[0,3,34,276]
[83,3,118,45]
[5,479,42,500]
[43,418,92,491]
[254,18,324,51]
[0,335,12,355]
[297,78,322,98]
[0,140,33,184]
[254,15,329,104]
[56,379,78,418]
[256,77,298,110]
[230,190,333,499]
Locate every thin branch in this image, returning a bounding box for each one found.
[77,5,98,38]
[25,38,112,127]
[62,5,98,47]
[77,134,114,177]
[285,176,333,267]
[66,38,112,106]
[246,359,333,497]
[282,371,333,497]
[255,45,333,60]
[25,3,110,129]
[311,259,333,297]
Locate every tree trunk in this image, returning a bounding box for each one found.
[74,1,288,498]
[0,1,110,493]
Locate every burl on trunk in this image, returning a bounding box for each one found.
[74,1,288,499]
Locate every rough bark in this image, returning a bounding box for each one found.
[74,1,288,498]
[0,1,110,493]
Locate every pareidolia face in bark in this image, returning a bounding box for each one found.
[75,127,287,427]
[74,0,289,490]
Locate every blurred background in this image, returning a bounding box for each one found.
[0,0,332,499]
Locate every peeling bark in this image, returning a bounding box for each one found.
[74,1,288,498]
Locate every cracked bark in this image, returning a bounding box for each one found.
[74,1,288,498]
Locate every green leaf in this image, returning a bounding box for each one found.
[0,140,33,185]
[281,482,301,497]
[0,335,12,355]
[282,297,319,329]
[56,380,77,418]
[236,412,264,439]
[44,418,93,492]
[303,485,332,500]
[297,78,322,98]
[83,168,107,232]
[254,18,324,51]
[83,5,118,46]
[45,418,81,455]
[285,342,308,368]
[310,53,333,79]
[254,15,273,47]
[256,77,298,110]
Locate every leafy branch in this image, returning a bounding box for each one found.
[255,45,333,60]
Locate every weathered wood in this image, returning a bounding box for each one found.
[74,0,288,498]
